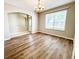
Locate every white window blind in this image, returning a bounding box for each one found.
[45,10,67,31]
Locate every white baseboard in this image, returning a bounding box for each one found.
[5,31,74,41]
[38,31,74,40]
[4,31,30,41]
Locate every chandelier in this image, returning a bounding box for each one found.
[35,0,44,12]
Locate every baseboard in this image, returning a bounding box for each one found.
[4,31,30,41]
[37,31,74,40]
[5,31,74,41]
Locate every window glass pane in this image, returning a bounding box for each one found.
[45,10,67,31]
[45,14,54,29]
[53,10,67,31]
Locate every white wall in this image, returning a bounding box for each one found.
[4,11,10,39]
[4,3,38,40]
[8,13,28,35]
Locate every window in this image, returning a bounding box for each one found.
[45,10,67,31]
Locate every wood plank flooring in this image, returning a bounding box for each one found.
[4,32,73,59]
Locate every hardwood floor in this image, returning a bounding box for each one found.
[5,32,73,59]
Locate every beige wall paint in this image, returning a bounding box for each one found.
[4,3,38,40]
[38,2,75,39]
[8,13,27,35]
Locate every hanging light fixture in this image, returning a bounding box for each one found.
[35,0,44,13]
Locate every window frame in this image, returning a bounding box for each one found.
[45,9,68,31]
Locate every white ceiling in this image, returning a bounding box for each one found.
[5,0,75,12]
